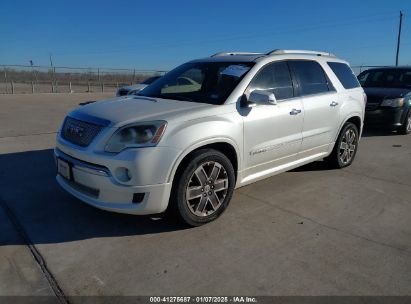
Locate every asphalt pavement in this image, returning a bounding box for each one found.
[0,93,410,302]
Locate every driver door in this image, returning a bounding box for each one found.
[241,61,304,183]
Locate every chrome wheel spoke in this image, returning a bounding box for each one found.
[186,185,204,200]
[195,196,208,213]
[341,150,348,162]
[214,178,228,192]
[350,132,356,144]
[340,142,348,150]
[209,163,221,181]
[194,167,208,185]
[208,193,220,210]
[345,130,351,144]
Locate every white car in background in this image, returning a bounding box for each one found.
[116,75,162,96]
[56,49,365,226]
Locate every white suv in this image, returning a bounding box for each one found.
[55,49,365,226]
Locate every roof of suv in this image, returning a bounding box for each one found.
[192,55,264,63]
[361,66,411,72]
[191,50,338,63]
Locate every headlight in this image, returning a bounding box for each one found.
[105,121,167,153]
[381,98,404,107]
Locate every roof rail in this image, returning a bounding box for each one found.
[211,52,263,57]
[267,49,336,57]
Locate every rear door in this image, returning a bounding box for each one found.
[289,60,341,157]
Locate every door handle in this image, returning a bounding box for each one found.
[330,101,339,107]
[290,109,302,115]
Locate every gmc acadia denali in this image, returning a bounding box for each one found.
[55,49,365,226]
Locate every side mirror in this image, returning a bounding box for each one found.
[248,90,277,105]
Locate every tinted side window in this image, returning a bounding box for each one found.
[359,69,411,88]
[289,60,331,96]
[248,62,294,100]
[400,71,411,86]
[357,71,369,86]
[327,62,360,89]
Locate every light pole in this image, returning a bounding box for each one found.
[395,11,403,66]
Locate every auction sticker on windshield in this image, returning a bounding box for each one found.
[221,65,250,77]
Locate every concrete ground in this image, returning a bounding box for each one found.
[0,93,410,300]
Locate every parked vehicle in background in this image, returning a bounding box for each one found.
[358,67,411,135]
[116,75,162,96]
[55,49,365,226]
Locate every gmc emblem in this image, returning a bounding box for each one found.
[67,124,85,138]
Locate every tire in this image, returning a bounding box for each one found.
[168,149,235,226]
[325,122,359,169]
[399,109,411,135]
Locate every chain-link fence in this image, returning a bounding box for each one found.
[1,64,408,94]
[0,64,167,94]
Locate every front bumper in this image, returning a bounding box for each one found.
[364,107,405,129]
[54,148,173,215]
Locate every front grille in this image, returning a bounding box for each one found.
[61,117,103,147]
[366,103,380,111]
[366,94,383,104]
[69,180,100,198]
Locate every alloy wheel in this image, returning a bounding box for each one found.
[185,161,229,217]
[339,128,357,165]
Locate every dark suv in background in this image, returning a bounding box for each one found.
[358,67,411,135]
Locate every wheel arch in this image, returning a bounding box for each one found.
[167,138,240,186]
[335,114,363,142]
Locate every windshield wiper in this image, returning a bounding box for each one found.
[137,93,196,102]
[158,94,194,102]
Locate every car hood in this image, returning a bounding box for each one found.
[364,87,411,103]
[69,96,212,127]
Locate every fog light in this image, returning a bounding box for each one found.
[132,193,145,204]
[115,167,132,182]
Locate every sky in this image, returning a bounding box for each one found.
[1,0,411,71]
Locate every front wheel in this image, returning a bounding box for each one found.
[399,109,411,135]
[325,122,359,169]
[168,149,235,226]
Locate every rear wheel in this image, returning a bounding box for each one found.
[168,149,235,226]
[399,109,411,135]
[325,122,359,169]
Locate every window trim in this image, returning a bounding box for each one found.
[288,59,336,98]
[327,61,360,90]
[244,59,296,103]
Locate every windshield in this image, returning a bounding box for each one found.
[138,61,254,105]
[141,76,161,85]
[358,69,411,88]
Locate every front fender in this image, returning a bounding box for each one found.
[166,136,242,185]
[160,112,243,185]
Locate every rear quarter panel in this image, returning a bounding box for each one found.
[334,88,365,142]
[318,58,365,141]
